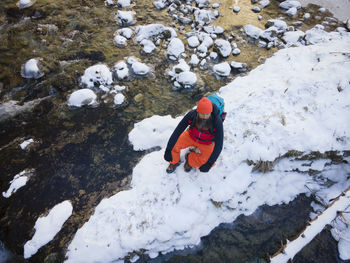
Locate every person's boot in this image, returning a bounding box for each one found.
[166,162,180,174]
[184,153,193,172]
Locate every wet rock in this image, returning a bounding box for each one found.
[21,58,44,79]
[213,62,231,77]
[167,38,184,60]
[214,39,232,58]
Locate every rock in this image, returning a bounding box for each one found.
[113,61,129,80]
[167,38,185,60]
[68,89,98,107]
[251,0,258,3]
[116,10,134,26]
[134,93,144,102]
[258,15,262,20]
[244,24,263,39]
[21,58,44,79]
[187,36,200,48]
[213,62,231,77]
[252,6,261,13]
[233,6,241,13]
[214,39,232,58]
[105,0,114,6]
[81,64,113,88]
[131,62,150,76]
[280,0,301,10]
[176,71,197,89]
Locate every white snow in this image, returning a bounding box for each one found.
[131,62,151,76]
[214,39,232,58]
[21,58,44,79]
[20,138,34,150]
[2,171,30,198]
[213,62,231,77]
[116,10,134,26]
[140,39,156,54]
[80,64,113,89]
[114,93,125,105]
[244,24,263,39]
[24,200,73,259]
[304,24,344,45]
[68,89,98,107]
[113,61,129,80]
[167,38,185,61]
[66,28,350,263]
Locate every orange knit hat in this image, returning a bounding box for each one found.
[196,97,213,114]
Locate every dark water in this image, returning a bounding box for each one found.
[0,0,345,262]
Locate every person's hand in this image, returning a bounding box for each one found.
[164,149,172,162]
[199,163,211,172]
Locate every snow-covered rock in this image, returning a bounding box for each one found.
[244,24,263,39]
[213,62,231,77]
[304,13,311,20]
[117,0,130,7]
[252,6,261,13]
[176,71,197,89]
[18,0,35,8]
[167,38,185,60]
[189,54,200,66]
[113,61,129,80]
[280,0,301,10]
[114,35,128,47]
[187,36,200,48]
[232,48,241,55]
[304,25,343,45]
[24,201,73,259]
[194,9,214,26]
[116,10,134,26]
[214,39,232,58]
[210,52,218,60]
[68,89,98,107]
[20,138,34,150]
[282,30,305,46]
[131,62,151,76]
[81,64,113,88]
[140,39,156,54]
[286,7,297,16]
[153,0,167,9]
[197,35,213,58]
[259,0,270,8]
[196,0,209,8]
[230,61,248,72]
[114,93,125,105]
[135,24,176,43]
[265,19,288,31]
[233,6,240,13]
[168,59,190,77]
[21,58,44,79]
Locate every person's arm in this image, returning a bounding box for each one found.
[199,116,223,172]
[164,111,194,161]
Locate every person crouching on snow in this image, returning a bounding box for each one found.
[164,97,224,173]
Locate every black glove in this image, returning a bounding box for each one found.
[199,163,211,173]
[164,149,172,162]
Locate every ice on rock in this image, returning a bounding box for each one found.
[187,36,200,48]
[114,93,125,105]
[282,30,305,46]
[24,201,73,259]
[176,72,197,89]
[68,89,98,107]
[140,39,156,54]
[167,38,185,61]
[21,58,44,79]
[280,0,301,10]
[233,6,240,13]
[114,61,129,80]
[117,0,130,8]
[117,28,133,39]
[214,39,232,58]
[213,62,231,77]
[244,24,263,39]
[135,24,176,43]
[114,35,128,47]
[116,10,134,26]
[81,64,113,88]
[189,54,200,66]
[131,62,151,76]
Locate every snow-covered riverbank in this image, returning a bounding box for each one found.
[65,26,350,263]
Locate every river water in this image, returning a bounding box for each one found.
[0,0,344,262]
